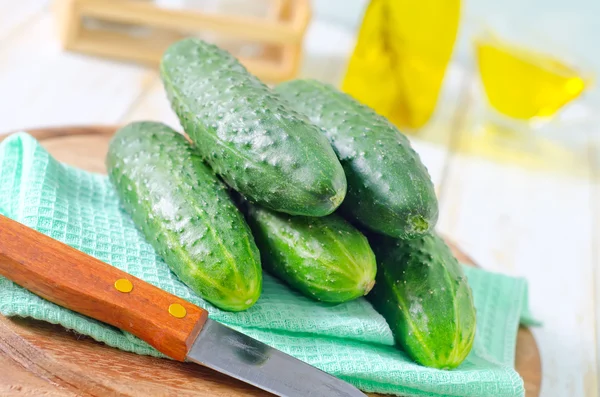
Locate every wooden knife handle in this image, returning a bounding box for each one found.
[0,215,208,361]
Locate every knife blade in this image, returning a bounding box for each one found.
[0,214,365,397]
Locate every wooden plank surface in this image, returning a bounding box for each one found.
[0,2,597,396]
[438,154,596,397]
[435,77,599,397]
[0,12,156,133]
[0,0,47,40]
[590,141,600,397]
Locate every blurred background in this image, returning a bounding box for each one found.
[0,1,599,396]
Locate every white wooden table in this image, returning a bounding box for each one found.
[0,2,598,396]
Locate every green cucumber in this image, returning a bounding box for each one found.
[159,38,347,217]
[244,203,377,303]
[275,79,438,238]
[106,121,262,312]
[367,231,476,369]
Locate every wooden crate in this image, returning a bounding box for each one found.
[53,0,311,83]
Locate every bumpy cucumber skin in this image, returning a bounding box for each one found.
[106,121,262,312]
[246,204,377,303]
[275,79,439,238]
[159,39,347,217]
[367,232,476,369]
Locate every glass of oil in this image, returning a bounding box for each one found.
[466,27,595,164]
[474,30,591,123]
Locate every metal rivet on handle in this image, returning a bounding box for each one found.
[169,303,187,318]
[114,278,133,293]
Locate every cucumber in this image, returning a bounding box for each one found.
[106,121,262,312]
[275,79,438,238]
[244,203,377,303]
[367,231,476,369]
[159,39,347,217]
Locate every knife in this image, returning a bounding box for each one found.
[0,214,366,397]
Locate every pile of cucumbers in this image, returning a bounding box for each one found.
[106,38,476,369]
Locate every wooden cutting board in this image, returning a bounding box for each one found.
[0,126,541,397]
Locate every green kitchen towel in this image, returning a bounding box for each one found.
[0,132,532,397]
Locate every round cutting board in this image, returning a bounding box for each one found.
[0,126,541,397]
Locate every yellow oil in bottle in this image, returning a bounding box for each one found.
[342,0,460,130]
[475,35,589,120]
